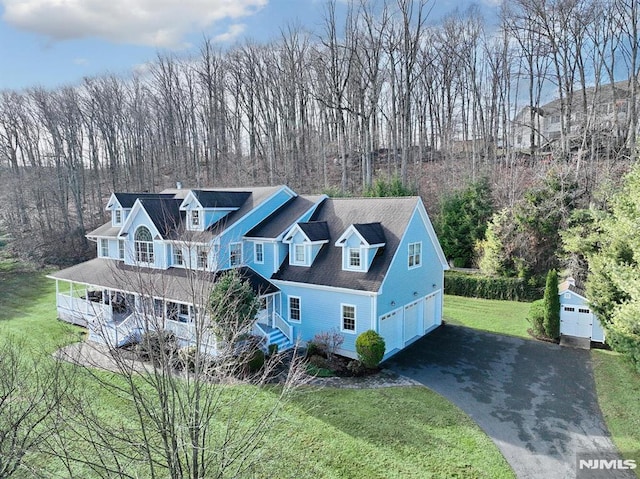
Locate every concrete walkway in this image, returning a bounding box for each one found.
[385,325,634,479]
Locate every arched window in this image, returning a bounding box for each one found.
[135,226,154,264]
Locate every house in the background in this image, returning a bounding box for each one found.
[558,277,605,344]
[48,185,448,360]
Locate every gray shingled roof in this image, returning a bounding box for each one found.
[192,190,251,209]
[298,221,330,242]
[353,222,386,245]
[87,224,121,238]
[272,197,419,292]
[49,259,277,304]
[139,198,184,238]
[246,195,324,239]
[113,193,174,209]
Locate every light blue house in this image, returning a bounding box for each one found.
[49,185,448,359]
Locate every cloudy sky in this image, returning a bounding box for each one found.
[0,0,499,91]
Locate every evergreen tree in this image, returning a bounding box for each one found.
[543,269,560,339]
[436,178,493,268]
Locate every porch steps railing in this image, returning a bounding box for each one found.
[267,328,292,352]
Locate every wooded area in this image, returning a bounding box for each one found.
[0,0,638,264]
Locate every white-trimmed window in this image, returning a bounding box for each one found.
[289,296,301,322]
[294,244,306,264]
[100,239,109,257]
[114,209,122,225]
[135,226,154,264]
[167,302,191,323]
[173,246,183,266]
[408,242,422,268]
[348,248,361,268]
[197,247,208,269]
[230,242,242,266]
[255,242,264,264]
[118,240,125,260]
[341,304,356,332]
[191,210,200,228]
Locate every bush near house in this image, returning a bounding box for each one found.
[445,271,539,302]
[355,330,386,369]
[527,299,546,338]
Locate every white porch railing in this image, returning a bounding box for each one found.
[273,312,292,342]
[57,293,112,326]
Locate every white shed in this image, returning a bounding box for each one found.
[558,278,605,343]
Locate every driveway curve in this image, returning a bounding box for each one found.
[386,324,634,479]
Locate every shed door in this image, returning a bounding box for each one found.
[380,309,402,352]
[560,306,593,339]
[403,301,421,342]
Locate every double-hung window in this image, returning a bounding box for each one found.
[118,240,125,260]
[197,247,208,269]
[230,242,242,266]
[348,248,361,268]
[255,242,264,264]
[408,242,422,268]
[289,297,301,322]
[100,239,109,257]
[173,246,184,266]
[341,304,356,332]
[191,210,200,228]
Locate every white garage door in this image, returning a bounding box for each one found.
[404,301,421,342]
[380,309,402,352]
[424,294,438,332]
[560,305,593,339]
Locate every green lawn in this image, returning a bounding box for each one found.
[591,349,640,478]
[443,294,532,339]
[0,269,514,478]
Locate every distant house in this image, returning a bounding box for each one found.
[511,80,636,153]
[49,185,448,360]
[558,277,605,343]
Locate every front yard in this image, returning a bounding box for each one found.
[0,269,513,478]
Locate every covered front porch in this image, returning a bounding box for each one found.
[47,258,294,353]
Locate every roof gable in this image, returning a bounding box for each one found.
[109,192,174,209]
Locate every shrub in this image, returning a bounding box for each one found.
[246,349,265,373]
[347,359,367,376]
[355,330,386,369]
[305,341,322,358]
[311,329,344,359]
[176,346,198,372]
[527,299,545,337]
[137,330,179,365]
[268,343,278,357]
[543,270,560,339]
[308,354,332,370]
[444,271,540,301]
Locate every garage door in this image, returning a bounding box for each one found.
[424,294,438,332]
[560,305,593,338]
[380,309,402,352]
[404,301,421,342]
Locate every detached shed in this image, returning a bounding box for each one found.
[558,278,605,343]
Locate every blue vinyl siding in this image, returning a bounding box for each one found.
[277,283,375,359]
[216,188,294,270]
[246,240,278,278]
[377,207,444,319]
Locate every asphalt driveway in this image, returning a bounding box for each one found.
[385,324,634,479]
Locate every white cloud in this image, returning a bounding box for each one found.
[1,0,267,48]
[213,23,246,43]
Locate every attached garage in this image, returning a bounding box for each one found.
[379,291,443,354]
[558,278,605,343]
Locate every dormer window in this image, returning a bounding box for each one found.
[335,223,386,273]
[114,209,122,225]
[191,210,200,228]
[348,248,361,268]
[283,222,330,267]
